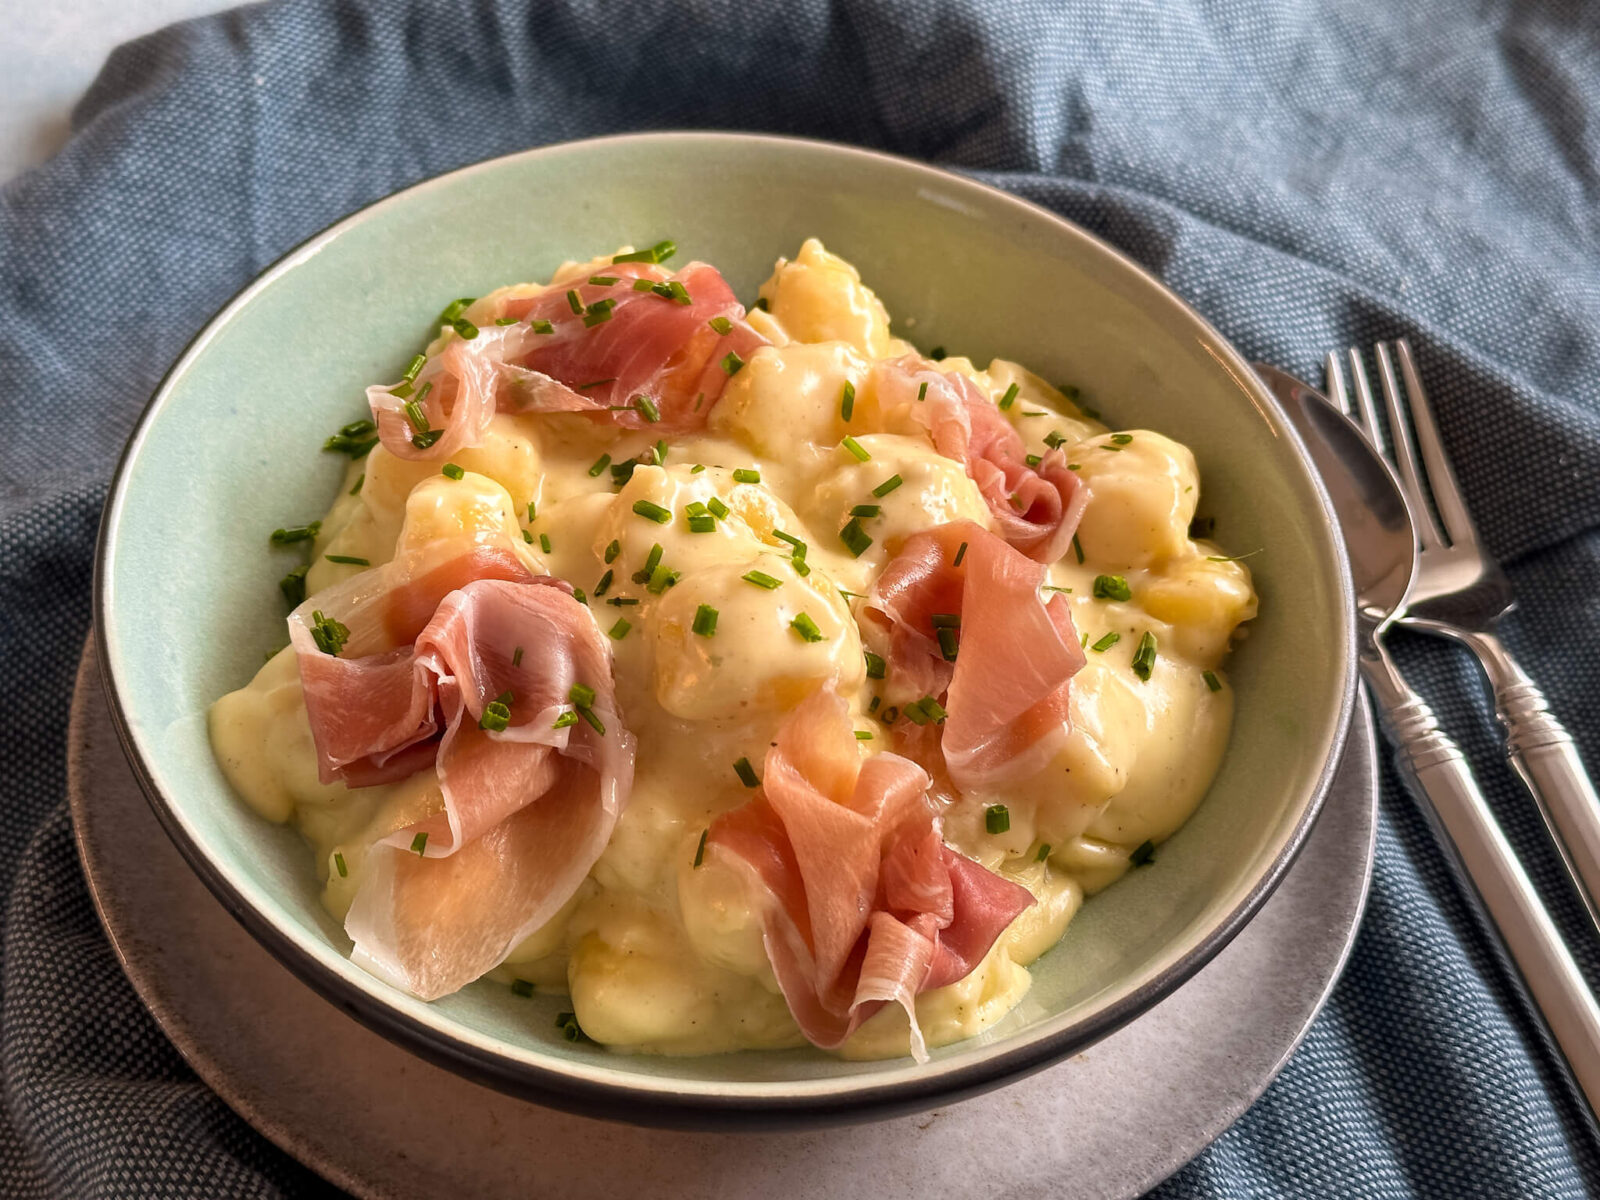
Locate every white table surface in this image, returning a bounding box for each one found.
[1,0,234,185]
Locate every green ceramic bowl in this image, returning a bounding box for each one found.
[95,133,1355,1129]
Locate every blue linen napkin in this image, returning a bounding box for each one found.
[3,1,1599,1195]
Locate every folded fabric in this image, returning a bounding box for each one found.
[2,1,1597,1196]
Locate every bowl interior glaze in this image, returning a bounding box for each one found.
[96,133,1354,1126]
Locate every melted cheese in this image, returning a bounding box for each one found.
[209,241,1256,1059]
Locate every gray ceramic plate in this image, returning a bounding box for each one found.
[94,133,1356,1126]
[69,639,1378,1198]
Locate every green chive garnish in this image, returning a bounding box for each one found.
[1111,433,1133,445]
[864,651,886,679]
[693,604,719,637]
[1044,430,1066,449]
[613,239,676,264]
[953,541,968,567]
[1036,844,1052,862]
[402,353,426,382]
[325,554,370,566]
[568,683,597,708]
[576,706,605,734]
[742,569,782,590]
[999,383,1019,410]
[523,530,534,544]
[855,730,873,741]
[773,531,806,557]
[839,518,873,558]
[632,543,664,584]
[575,378,616,392]
[1072,533,1085,564]
[1091,631,1120,652]
[309,610,350,656]
[527,500,538,522]
[693,829,708,868]
[279,565,308,607]
[269,521,322,546]
[1025,453,1042,468]
[1093,574,1132,602]
[733,757,760,788]
[721,350,745,376]
[1132,631,1158,681]
[589,453,611,477]
[687,513,716,533]
[479,695,512,732]
[566,289,583,314]
[840,380,856,422]
[411,832,429,856]
[442,463,464,480]
[850,504,881,518]
[985,805,1010,834]
[917,381,929,401]
[323,418,379,458]
[513,646,524,666]
[349,473,364,496]
[840,435,870,461]
[1130,839,1156,867]
[530,319,554,334]
[937,627,959,662]
[334,852,348,878]
[553,711,579,728]
[706,496,730,519]
[604,539,621,564]
[539,533,552,553]
[645,564,678,594]
[495,316,518,325]
[633,499,672,524]
[594,569,613,597]
[635,395,661,423]
[608,618,631,640]
[1203,670,1222,692]
[732,467,760,484]
[709,316,733,335]
[583,300,616,327]
[589,275,619,286]
[872,474,904,498]
[791,613,825,643]
[451,318,479,340]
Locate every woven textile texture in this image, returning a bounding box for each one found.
[3,0,1599,1195]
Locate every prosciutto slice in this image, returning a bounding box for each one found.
[369,260,767,460]
[706,689,1033,1061]
[864,521,1086,793]
[291,565,635,1001]
[873,358,1087,563]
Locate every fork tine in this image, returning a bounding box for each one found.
[1345,348,1387,451]
[1376,341,1447,549]
[1395,338,1479,547]
[1324,352,1356,419]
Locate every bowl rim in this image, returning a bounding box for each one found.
[93,129,1357,1129]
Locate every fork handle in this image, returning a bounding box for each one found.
[1447,629,1600,938]
[1363,643,1600,1120]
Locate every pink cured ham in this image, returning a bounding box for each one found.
[291,570,635,1001]
[706,690,1033,1061]
[873,357,1087,563]
[369,260,767,460]
[864,521,1086,793]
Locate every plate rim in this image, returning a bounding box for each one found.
[91,130,1359,1125]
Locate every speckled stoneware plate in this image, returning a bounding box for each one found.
[69,640,1378,1199]
[94,133,1357,1126]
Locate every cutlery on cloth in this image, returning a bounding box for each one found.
[1326,341,1600,936]
[1256,363,1600,1118]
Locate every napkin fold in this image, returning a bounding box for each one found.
[2,1,1598,1196]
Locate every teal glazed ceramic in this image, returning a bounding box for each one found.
[95,133,1356,1129]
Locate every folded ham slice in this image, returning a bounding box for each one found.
[864,521,1086,794]
[291,560,634,1001]
[369,260,766,460]
[873,358,1087,563]
[706,689,1033,1061]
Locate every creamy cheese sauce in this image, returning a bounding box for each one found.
[209,239,1258,1058]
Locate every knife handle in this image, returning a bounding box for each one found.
[1362,642,1600,1120]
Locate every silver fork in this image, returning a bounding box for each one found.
[1327,340,1600,934]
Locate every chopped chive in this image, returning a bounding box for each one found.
[325,554,371,566]
[269,521,322,546]
[693,604,719,637]
[334,851,348,878]
[1044,430,1067,449]
[511,979,535,998]
[645,564,678,594]
[530,319,554,334]
[349,473,365,495]
[494,316,518,325]
[278,565,308,607]
[1203,670,1222,692]
[323,418,379,458]
[654,439,668,464]
[607,597,639,606]
[575,377,617,392]
[576,706,606,734]
[568,683,597,708]
[841,435,870,461]
[930,613,961,628]
[1072,533,1085,564]
[594,569,614,597]
[691,463,706,473]
[604,539,621,564]
[411,832,429,856]
[855,730,874,741]
[850,504,881,518]
[437,298,474,325]
[523,530,534,544]
[790,555,811,576]
[588,274,619,287]
[479,697,511,732]
[566,289,583,314]
[985,805,1011,834]
[930,345,946,360]
[721,350,745,376]
[1036,843,1052,862]
[706,496,730,519]
[920,696,948,722]
[687,514,716,533]
[608,618,632,640]
[1110,433,1133,445]
[513,646,524,666]
[633,543,664,584]
[1042,585,1073,594]
[410,428,443,450]
[937,627,959,662]
[309,610,350,656]
[633,395,661,423]
[840,380,856,422]
[553,711,579,728]
[613,239,677,264]
[732,467,761,484]
[1022,451,1043,469]
[872,474,904,498]
[555,1011,590,1042]
[451,318,479,340]
[1093,574,1132,602]
[709,316,733,335]
[904,703,929,726]
[583,301,616,327]
[1067,463,1081,471]
[1132,631,1158,681]
[1130,839,1156,867]
[999,383,1020,410]
[952,541,969,568]
[733,757,760,788]
[868,695,881,713]
[632,499,672,524]
[572,588,587,604]
[742,570,782,590]
[402,353,426,383]
[693,829,708,868]
[791,613,825,643]
[588,453,611,477]
[773,530,806,557]
[527,500,538,522]
[442,463,464,480]
[1091,631,1120,652]
[864,651,886,679]
[917,381,929,402]
[839,518,873,558]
